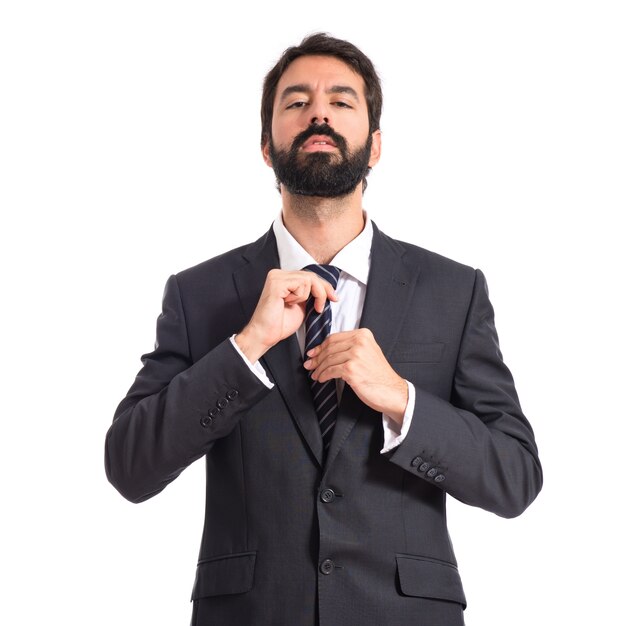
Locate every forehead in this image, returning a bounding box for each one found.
[275,55,366,100]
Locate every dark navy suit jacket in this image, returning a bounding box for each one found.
[105,222,542,626]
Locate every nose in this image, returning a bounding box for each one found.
[311,116,329,126]
[308,96,332,127]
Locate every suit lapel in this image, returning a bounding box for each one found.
[233,228,324,468]
[358,222,420,358]
[324,221,420,473]
[232,221,420,473]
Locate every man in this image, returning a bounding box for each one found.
[105,33,542,626]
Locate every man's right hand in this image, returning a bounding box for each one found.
[234,269,339,363]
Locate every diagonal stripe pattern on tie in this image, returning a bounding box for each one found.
[303,264,341,455]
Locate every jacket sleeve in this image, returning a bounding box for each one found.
[387,269,542,518]
[104,274,271,503]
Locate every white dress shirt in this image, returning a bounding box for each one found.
[231,211,415,454]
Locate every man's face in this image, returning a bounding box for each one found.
[263,55,381,197]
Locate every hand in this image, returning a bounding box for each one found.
[303,328,408,425]
[235,269,339,363]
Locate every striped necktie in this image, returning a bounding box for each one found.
[303,264,341,455]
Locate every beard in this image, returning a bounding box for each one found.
[268,123,372,198]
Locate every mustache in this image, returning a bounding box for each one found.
[290,123,348,154]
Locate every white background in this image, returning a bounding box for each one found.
[1,1,624,624]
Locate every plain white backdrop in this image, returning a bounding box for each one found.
[1,1,624,624]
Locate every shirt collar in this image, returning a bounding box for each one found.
[272,210,372,285]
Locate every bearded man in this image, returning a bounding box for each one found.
[105,33,542,626]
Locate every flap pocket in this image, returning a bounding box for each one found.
[390,342,445,363]
[396,554,466,607]
[191,552,256,600]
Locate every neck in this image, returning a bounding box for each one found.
[280,187,366,264]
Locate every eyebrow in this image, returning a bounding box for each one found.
[279,84,360,103]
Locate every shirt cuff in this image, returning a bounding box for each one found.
[229,335,274,389]
[380,380,415,454]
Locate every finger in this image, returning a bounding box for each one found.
[313,359,352,383]
[306,333,356,358]
[313,328,377,357]
[281,273,335,309]
[304,340,344,365]
[283,282,309,303]
[308,276,336,313]
[307,271,338,295]
[280,274,318,304]
[305,341,353,374]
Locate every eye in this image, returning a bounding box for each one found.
[333,101,353,109]
[286,101,308,109]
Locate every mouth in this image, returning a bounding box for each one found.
[301,135,338,152]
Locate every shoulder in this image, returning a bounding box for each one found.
[172,227,276,290]
[373,222,477,284]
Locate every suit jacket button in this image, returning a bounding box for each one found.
[419,462,430,472]
[320,488,336,503]
[208,408,219,418]
[410,456,423,467]
[200,416,212,428]
[427,468,438,478]
[216,397,228,409]
[320,559,334,575]
[434,474,446,483]
[226,389,239,400]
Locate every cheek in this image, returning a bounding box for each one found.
[340,117,370,145]
[271,114,305,150]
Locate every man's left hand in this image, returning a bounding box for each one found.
[303,328,408,425]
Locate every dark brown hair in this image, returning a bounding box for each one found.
[260,33,383,147]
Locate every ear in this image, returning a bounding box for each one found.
[261,138,273,167]
[368,129,382,167]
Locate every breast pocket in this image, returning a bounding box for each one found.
[389,341,446,363]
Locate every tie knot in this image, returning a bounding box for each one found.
[303,264,341,289]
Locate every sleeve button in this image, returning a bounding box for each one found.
[226,389,239,400]
[200,416,212,428]
[418,462,430,473]
[426,468,438,478]
[434,474,446,483]
[410,456,423,467]
[216,397,228,409]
